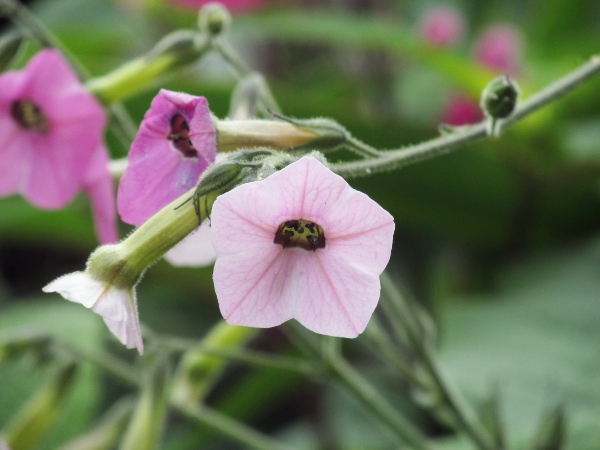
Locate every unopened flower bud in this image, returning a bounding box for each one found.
[481,75,519,119]
[480,75,520,135]
[216,117,347,153]
[198,2,232,37]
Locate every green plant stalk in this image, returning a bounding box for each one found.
[330,55,600,178]
[155,332,323,376]
[285,322,431,449]
[380,273,497,450]
[56,339,292,450]
[170,322,258,407]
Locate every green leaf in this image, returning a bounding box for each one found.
[437,236,600,449]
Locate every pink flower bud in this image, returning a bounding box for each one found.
[474,24,523,75]
[420,7,465,48]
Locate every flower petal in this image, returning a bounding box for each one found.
[43,272,144,354]
[164,219,216,267]
[83,145,119,244]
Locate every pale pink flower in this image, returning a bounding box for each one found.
[419,7,465,48]
[165,0,266,12]
[211,156,395,337]
[474,24,523,75]
[43,271,143,354]
[117,89,217,265]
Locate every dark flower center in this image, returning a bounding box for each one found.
[167,113,197,158]
[274,219,326,251]
[11,99,49,134]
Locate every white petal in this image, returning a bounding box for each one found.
[164,220,216,267]
[43,272,144,354]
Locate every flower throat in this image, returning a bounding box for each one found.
[167,113,197,158]
[274,220,326,251]
[11,99,49,134]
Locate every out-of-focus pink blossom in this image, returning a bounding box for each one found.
[0,49,112,236]
[440,93,484,126]
[165,0,266,12]
[211,156,395,337]
[83,145,119,244]
[420,7,465,48]
[474,24,523,75]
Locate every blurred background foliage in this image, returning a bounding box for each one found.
[0,0,599,448]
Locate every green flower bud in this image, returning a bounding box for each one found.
[198,3,231,37]
[481,75,520,120]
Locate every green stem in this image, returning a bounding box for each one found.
[330,55,600,178]
[327,351,432,449]
[176,403,294,450]
[285,323,431,449]
[56,338,292,450]
[158,334,323,377]
[381,273,497,450]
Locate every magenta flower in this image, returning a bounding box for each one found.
[165,0,267,12]
[0,49,106,209]
[474,24,523,75]
[118,89,216,227]
[441,93,484,126]
[419,7,465,48]
[211,156,395,337]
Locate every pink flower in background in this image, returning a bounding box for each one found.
[474,24,522,76]
[440,93,483,126]
[0,49,108,210]
[83,145,119,244]
[166,0,266,12]
[211,156,394,337]
[118,89,216,226]
[441,23,523,126]
[420,7,465,48]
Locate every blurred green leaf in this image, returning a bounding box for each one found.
[437,236,600,449]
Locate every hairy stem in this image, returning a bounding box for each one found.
[331,55,600,178]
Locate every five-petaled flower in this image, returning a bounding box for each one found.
[0,49,117,243]
[210,156,395,337]
[117,89,217,265]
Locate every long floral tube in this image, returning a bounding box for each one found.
[331,54,600,178]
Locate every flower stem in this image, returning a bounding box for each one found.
[285,323,432,449]
[380,273,497,450]
[330,55,600,178]
[56,338,293,450]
